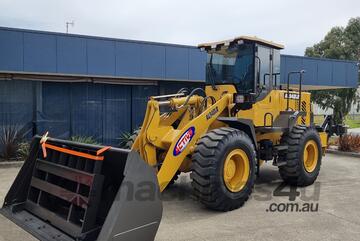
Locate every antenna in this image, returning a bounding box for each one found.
[66,21,75,34]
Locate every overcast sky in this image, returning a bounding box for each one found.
[0,0,359,55]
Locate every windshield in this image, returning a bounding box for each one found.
[206,43,255,93]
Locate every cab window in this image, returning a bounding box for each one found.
[257,45,271,87]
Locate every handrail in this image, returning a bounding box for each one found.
[264,112,274,127]
[263,73,280,87]
[286,70,305,111]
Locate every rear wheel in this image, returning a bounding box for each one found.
[279,125,322,186]
[191,127,256,211]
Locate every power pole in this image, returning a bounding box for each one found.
[66,21,75,34]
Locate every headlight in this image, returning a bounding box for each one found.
[235,95,245,103]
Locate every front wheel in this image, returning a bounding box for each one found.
[191,127,256,211]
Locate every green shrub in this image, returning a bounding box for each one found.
[119,128,141,149]
[118,131,133,148]
[70,136,99,145]
[17,142,30,160]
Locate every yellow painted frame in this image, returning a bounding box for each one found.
[132,84,327,192]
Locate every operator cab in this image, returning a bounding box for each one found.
[199,36,284,99]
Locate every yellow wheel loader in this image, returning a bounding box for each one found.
[1,36,346,241]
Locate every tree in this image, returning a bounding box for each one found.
[305,17,360,123]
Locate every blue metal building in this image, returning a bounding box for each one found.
[0,27,358,145]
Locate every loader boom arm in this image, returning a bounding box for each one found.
[133,93,233,191]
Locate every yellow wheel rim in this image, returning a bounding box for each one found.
[223,149,250,192]
[303,140,319,173]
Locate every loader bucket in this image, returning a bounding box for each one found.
[0,136,162,241]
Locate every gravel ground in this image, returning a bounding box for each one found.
[0,153,360,241]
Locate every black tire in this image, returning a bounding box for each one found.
[279,125,322,187]
[190,127,256,211]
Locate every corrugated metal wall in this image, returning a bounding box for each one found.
[0,27,206,145]
[0,27,206,81]
[0,27,357,88]
[281,55,358,88]
[0,27,358,146]
[0,79,202,145]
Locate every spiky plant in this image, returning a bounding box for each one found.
[70,136,99,145]
[118,131,133,148]
[119,128,141,149]
[17,142,30,160]
[0,125,22,159]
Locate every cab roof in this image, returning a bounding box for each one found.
[198,36,284,50]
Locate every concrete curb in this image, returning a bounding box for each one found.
[326,149,360,158]
[0,161,24,168]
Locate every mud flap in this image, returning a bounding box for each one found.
[0,136,162,241]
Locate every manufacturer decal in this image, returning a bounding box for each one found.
[206,106,219,120]
[173,126,195,156]
[284,93,300,100]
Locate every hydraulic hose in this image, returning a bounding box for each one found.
[176,88,206,109]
